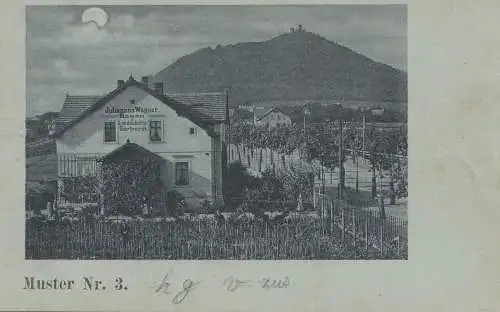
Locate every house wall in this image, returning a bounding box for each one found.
[211,123,225,205]
[56,86,217,203]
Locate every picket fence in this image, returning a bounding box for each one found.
[26,199,407,260]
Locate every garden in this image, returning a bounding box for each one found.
[25,122,408,260]
[227,121,408,203]
[25,160,407,260]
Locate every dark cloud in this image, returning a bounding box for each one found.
[26,5,406,116]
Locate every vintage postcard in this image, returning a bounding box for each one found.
[25,4,408,261]
[0,0,498,311]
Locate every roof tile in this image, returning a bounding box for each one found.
[169,92,227,122]
[54,86,227,135]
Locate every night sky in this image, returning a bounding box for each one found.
[26,5,407,116]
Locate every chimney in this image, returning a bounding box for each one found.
[117,80,125,88]
[141,76,149,84]
[154,82,164,95]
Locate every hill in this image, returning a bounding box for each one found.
[155,31,407,107]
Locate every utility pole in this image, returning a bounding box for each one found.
[338,120,345,200]
[303,107,310,135]
[355,126,359,193]
[379,149,386,220]
[356,150,359,193]
[362,115,365,158]
[303,107,310,160]
[303,114,306,135]
[371,149,377,199]
[252,104,256,127]
[390,152,396,205]
[321,155,325,199]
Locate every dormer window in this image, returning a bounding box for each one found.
[130,99,135,104]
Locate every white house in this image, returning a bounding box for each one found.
[255,107,292,129]
[371,108,385,116]
[52,75,228,213]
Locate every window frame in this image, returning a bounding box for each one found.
[174,161,190,186]
[103,121,118,143]
[149,119,164,143]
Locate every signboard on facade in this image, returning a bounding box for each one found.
[105,106,159,132]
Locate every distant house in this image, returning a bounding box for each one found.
[237,104,254,111]
[51,75,228,212]
[230,107,255,126]
[255,107,292,129]
[371,108,385,116]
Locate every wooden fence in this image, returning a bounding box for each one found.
[25,201,407,260]
[333,201,408,258]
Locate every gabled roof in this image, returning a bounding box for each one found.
[55,95,102,134]
[256,107,289,121]
[53,77,228,138]
[169,92,227,122]
[98,141,163,163]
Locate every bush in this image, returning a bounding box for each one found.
[199,199,214,214]
[26,180,57,214]
[166,190,186,217]
[223,161,259,211]
[102,156,161,216]
[222,160,317,213]
[61,176,98,203]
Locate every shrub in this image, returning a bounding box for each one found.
[199,199,213,214]
[61,176,98,203]
[223,161,259,211]
[166,190,186,217]
[26,180,57,214]
[102,156,162,216]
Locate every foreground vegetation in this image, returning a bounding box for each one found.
[25,211,407,260]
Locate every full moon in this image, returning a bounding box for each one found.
[82,7,108,29]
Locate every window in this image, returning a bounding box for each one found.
[104,121,117,142]
[130,99,135,104]
[175,162,189,186]
[189,127,196,135]
[149,120,163,142]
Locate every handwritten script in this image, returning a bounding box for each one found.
[152,270,291,304]
[151,270,199,305]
